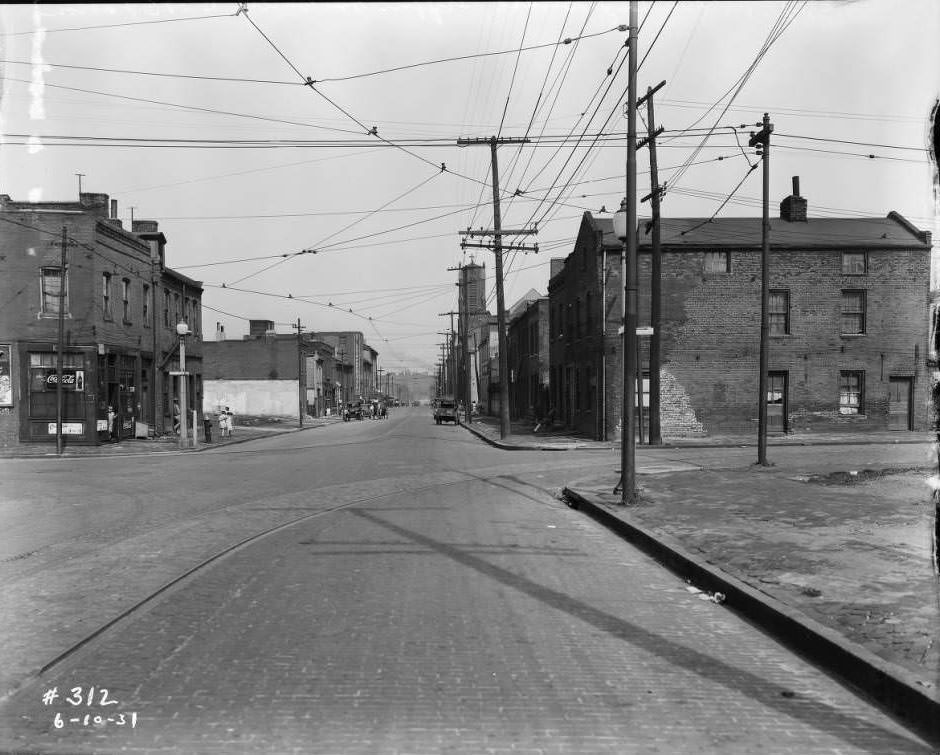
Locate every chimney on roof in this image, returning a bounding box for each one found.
[132,219,159,234]
[79,192,110,218]
[779,175,807,222]
[110,199,118,219]
[215,321,225,342]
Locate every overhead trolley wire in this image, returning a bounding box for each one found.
[0,76,364,135]
[240,10,492,190]
[665,1,806,195]
[496,2,533,139]
[501,1,580,218]
[0,58,301,85]
[312,25,627,84]
[0,10,237,37]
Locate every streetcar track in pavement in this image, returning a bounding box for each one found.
[21,474,474,696]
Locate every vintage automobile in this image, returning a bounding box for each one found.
[433,395,458,425]
[343,401,364,421]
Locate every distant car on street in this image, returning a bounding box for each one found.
[343,401,364,421]
[433,396,458,425]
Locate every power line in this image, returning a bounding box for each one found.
[0,11,236,37]
[0,76,364,135]
[240,10,492,189]
[311,25,626,83]
[638,1,679,72]
[774,132,928,152]
[496,2,533,139]
[0,58,301,85]
[666,1,806,194]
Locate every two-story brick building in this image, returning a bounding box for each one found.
[0,192,203,448]
[203,323,373,417]
[548,181,932,440]
[507,292,549,420]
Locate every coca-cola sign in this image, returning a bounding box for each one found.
[40,369,84,391]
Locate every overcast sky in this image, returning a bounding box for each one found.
[1,2,937,371]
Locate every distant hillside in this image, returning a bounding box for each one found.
[388,371,436,404]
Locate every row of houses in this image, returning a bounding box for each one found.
[202,321,381,419]
[0,191,383,449]
[462,179,935,438]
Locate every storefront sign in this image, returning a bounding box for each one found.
[0,345,11,407]
[47,422,83,435]
[40,369,84,390]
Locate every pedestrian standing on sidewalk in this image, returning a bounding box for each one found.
[172,399,181,436]
[107,405,117,442]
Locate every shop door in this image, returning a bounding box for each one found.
[767,371,788,434]
[888,377,912,431]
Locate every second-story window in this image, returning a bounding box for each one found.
[841,290,866,335]
[769,290,790,335]
[143,283,151,323]
[163,289,170,327]
[586,291,593,334]
[40,267,68,315]
[102,273,112,318]
[841,252,867,275]
[122,278,130,322]
[704,251,730,273]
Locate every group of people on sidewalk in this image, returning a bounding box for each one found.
[173,401,235,442]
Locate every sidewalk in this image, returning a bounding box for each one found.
[0,415,343,459]
[461,413,933,450]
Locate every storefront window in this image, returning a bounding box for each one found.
[27,352,86,419]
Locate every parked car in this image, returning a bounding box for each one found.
[433,396,458,425]
[343,401,364,421]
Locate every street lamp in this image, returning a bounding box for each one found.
[176,321,190,449]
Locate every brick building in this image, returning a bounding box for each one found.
[548,182,932,440]
[457,261,490,411]
[0,192,203,448]
[507,294,549,420]
[203,325,372,417]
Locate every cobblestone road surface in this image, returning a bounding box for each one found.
[0,410,932,753]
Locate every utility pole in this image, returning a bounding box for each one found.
[749,113,773,467]
[638,80,666,446]
[437,330,454,394]
[53,227,72,456]
[438,311,460,402]
[438,343,447,395]
[293,318,304,428]
[456,135,534,439]
[615,0,639,504]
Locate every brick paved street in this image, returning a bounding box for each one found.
[0,410,933,753]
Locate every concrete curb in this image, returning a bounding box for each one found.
[0,419,341,460]
[459,421,617,452]
[460,421,929,452]
[563,486,940,747]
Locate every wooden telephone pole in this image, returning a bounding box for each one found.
[456,136,536,440]
[53,227,76,456]
[638,80,666,446]
[293,318,305,427]
[749,113,773,466]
